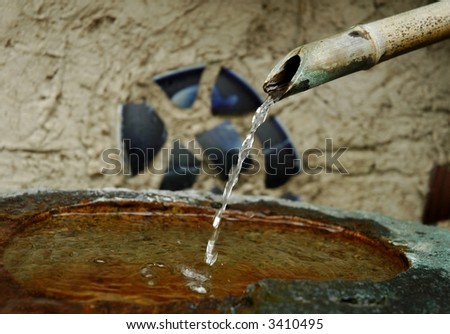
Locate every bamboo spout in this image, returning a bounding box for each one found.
[264,1,450,100]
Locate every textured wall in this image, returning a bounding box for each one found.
[0,0,449,222]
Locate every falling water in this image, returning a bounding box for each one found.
[205,97,276,266]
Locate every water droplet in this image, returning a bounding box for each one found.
[181,266,208,282]
[153,262,165,268]
[186,282,207,294]
[181,266,209,295]
[139,267,155,278]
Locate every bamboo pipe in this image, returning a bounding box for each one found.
[263,1,450,100]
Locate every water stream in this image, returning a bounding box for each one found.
[204,97,276,266]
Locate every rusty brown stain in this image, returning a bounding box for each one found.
[348,30,369,40]
[263,54,301,98]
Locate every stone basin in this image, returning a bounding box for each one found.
[0,189,448,313]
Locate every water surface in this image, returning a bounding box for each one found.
[3,207,407,305]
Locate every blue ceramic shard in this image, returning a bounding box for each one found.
[160,141,201,191]
[170,84,238,110]
[196,120,253,181]
[171,85,198,109]
[211,85,239,110]
[280,191,301,202]
[120,103,167,176]
[211,67,263,115]
[256,116,301,188]
[209,185,223,195]
[153,65,205,109]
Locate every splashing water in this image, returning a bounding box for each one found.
[205,97,276,266]
[180,266,209,294]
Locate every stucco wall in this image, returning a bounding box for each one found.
[0,0,449,223]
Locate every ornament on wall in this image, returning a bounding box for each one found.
[119,65,301,193]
